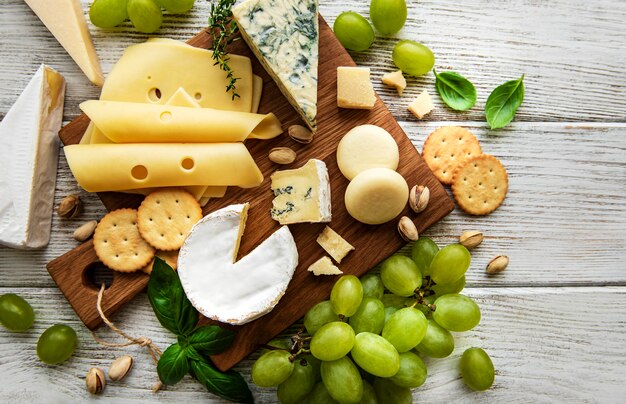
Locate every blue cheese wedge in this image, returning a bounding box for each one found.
[178,203,298,325]
[233,0,319,132]
[270,159,331,225]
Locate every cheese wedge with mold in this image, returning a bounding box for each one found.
[0,65,65,249]
[177,203,298,325]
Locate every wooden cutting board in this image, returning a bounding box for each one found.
[47,15,454,371]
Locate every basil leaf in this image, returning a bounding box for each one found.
[485,74,525,129]
[157,343,189,385]
[147,257,198,336]
[190,358,254,403]
[434,69,477,111]
[189,325,236,356]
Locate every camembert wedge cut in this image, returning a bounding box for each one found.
[0,65,65,249]
[177,203,298,325]
[270,159,331,225]
[233,0,319,132]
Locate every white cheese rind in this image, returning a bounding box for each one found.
[233,0,319,132]
[177,203,299,325]
[0,65,65,249]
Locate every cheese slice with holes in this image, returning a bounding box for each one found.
[178,203,298,325]
[0,65,65,248]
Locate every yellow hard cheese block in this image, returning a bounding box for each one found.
[100,41,253,112]
[64,144,263,192]
[316,226,355,264]
[81,100,282,143]
[337,67,376,110]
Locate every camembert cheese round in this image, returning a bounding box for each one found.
[337,125,399,180]
[177,203,298,325]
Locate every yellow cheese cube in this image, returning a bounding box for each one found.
[316,226,355,263]
[408,90,434,119]
[337,67,376,110]
[382,70,407,95]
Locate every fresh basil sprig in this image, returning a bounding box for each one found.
[148,258,252,403]
[485,74,525,129]
[433,69,477,111]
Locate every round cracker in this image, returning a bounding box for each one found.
[93,209,155,272]
[422,126,482,184]
[142,250,179,274]
[451,154,508,215]
[137,188,203,251]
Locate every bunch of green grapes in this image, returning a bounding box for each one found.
[89,0,195,33]
[251,238,495,403]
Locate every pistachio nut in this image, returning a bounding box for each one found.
[288,124,314,144]
[409,185,430,213]
[57,194,82,219]
[73,220,98,242]
[486,255,509,274]
[108,355,133,382]
[86,367,106,394]
[459,230,484,249]
[269,147,297,165]
[398,216,419,242]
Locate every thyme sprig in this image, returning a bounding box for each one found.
[208,0,241,100]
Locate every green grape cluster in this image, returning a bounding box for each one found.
[251,238,495,402]
[89,0,196,33]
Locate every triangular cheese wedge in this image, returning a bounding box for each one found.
[0,65,65,249]
[233,0,319,132]
[24,0,104,86]
[178,203,299,325]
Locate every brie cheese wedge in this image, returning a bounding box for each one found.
[178,203,299,325]
[0,65,65,249]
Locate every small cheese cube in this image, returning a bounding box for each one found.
[337,67,376,110]
[316,226,355,263]
[408,90,434,119]
[308,256,343,276]
[382,70,407,95]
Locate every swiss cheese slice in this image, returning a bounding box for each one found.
[178,203,298,325]
[24,0,104,86]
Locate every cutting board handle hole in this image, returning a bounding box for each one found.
[83,262,114,291]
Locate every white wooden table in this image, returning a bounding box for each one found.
[1,0,625,402]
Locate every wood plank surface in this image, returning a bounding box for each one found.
[0,0,625,401]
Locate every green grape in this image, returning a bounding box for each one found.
[330,275,363,317]
[310,321,355,361]
[155,0,194,13]
[392,40,435,77]
[432,275,466,297]
[382,307,427,352]
[321,357,363,404]
[333,12,375,52]
[305,300,340,335]
[303,354,322,382]
[389,351,427,388]
[252,350,294,387]
[306,382,339,404]
[360,380,378,404]
[351,332,400,377]
[460,347,495,391]
[373,378,412,404]
[127,0,163,33]
[89,0,128,28]
[381,293,407,309]
[429,244,471,285]
[277,358,316,404]
[36,324,77,364]
[415,319,455,358]
[383,306,398,324]
[0,293,35,332]
[411,237,439,276]
[380,255,421,297]
[369,0,407,35]
[360,274,384,299]
[348,297,385,334]
[433,294,481,332]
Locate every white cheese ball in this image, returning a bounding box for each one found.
[344,168,409,225]
[337,125,400,180]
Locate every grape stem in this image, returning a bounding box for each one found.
[288,348,310,362]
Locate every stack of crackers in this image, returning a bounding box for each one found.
[422,126,508,215]
[92,188,203,274]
